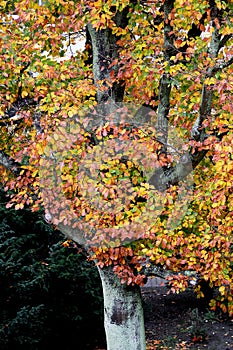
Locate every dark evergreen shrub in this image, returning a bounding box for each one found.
[0,190,105,349]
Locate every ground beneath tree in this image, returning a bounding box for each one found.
[94,277,233,350]
[142,277,233,350]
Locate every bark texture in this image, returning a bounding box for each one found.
[98,266,146,350]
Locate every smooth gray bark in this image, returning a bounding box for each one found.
[97,266,146,350]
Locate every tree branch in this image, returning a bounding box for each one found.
[219,34,233,50]
[0,151,20,176]
[57,221,86,246]
[191,4,221,141]
[156,0,174,150]
[212,56,233,73]
[87,8,129,104]
[1,97,37,121]
[151,0,230,190]
[0,96,43,135]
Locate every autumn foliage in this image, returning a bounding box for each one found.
[0,0,233,316]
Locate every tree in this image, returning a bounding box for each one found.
[0,1,233,349]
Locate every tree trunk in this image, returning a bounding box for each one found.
[97,266,146,350]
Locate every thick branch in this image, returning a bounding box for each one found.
[152,1,229,189]
[156,74,171,148]
[57,221,86,246]
[87,8,129,103]
[163,0,175,62]
[191,0,232,140]
[191,6,221,141]
[156,0,174,149]
[219,34,233,50]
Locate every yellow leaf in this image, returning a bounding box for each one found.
[32,170,38,177]
[21,90,28,98]
[21,165,33,170]
[219,286,225,295]
[204,77,216,85]
[15,203,24,210]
